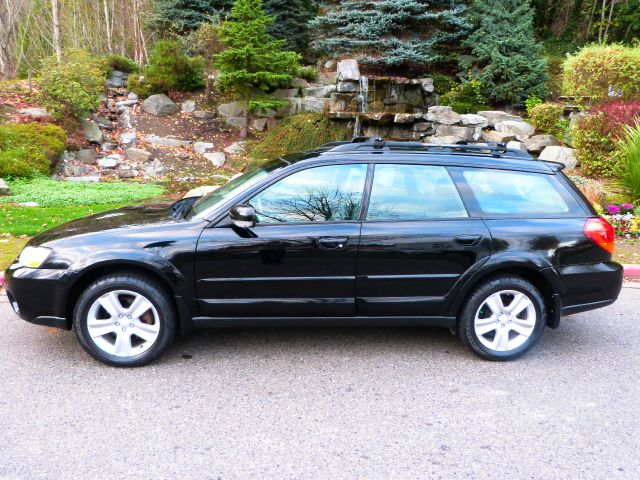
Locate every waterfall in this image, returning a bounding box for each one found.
[353,75,368,138]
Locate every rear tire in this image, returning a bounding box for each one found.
[73,273,175,367]
[458,275,546,361]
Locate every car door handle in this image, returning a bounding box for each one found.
[317,237,348,249]
[455,234,483,246]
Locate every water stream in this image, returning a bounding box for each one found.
[353,76,369,138]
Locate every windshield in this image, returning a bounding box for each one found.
[186,160,285,219]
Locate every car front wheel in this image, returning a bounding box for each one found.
[73,273,175,367]
[458,275,546,361]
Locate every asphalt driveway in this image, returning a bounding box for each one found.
[1,285,639,479]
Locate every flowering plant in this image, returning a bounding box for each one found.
[601,202,640,236]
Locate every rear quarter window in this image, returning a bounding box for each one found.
[452,167,585,217]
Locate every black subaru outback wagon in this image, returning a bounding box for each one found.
[5,139,623,366]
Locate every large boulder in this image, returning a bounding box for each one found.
[218,101,246,118]
[272,89,300,99]
[434,124,475,141]
[301,97,330,113]
[538,146,577,171]
[81,119,103,143]
[98,154,121,169]
[184,185,220,199]
[337,59,360,81]
[419,78,434,94]
[77,149,97,165]
[142,159,166,177]
[204,152,226,167]
[144,136,192,147]
[252,117,268,131]
[494,120,535,142]
[0,178,10,196]
[291,78,310,88]
[477,110,523,125]
[336,82,358,93]
[182,100,196,113]
[193,142,214,154]
[126,148,152,163]
[302,85,336,98]
[523,134,561,154]
[460,114,489,128]
[142,94,179,116]
[193,111,216,119]
[480,130,516,143]
[18,108,49,118]
[424,106,461,125]
[106,70,128,88]
[120,131,136,149]
[224,141,246,155]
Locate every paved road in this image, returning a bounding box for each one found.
[1,286,639,480]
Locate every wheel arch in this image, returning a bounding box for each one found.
[64,261,195,334]
[448,262,562,328]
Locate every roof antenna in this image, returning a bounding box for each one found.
[372,137,385,149]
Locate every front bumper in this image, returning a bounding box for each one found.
[4,265,74,330]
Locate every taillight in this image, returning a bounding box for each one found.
[583,217,615,254]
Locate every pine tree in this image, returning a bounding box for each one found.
[215,0,300,139]
[462,0,548,106]
[264,0,317,53]
[149,0,232,34]
[310,0,471,69]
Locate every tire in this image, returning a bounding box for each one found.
[73,273,176,367]
[458,275,546,361]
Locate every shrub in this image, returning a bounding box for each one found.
[128,40,205,97]
[0,148,49,178]
[39,49,106,121]
[103,54,138,73]
[438,79,489,114]
[525,95,543,116]
[431,74,457,96]
[573,101,640,177]
[296,66,317,82]
[530,102,564,134]
[617,121,640,203]
[563,44,640,101]
[0,123,66,178]
[248,112,348,166]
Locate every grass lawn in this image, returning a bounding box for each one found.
[0,203,126,236]
[0,236,29,270]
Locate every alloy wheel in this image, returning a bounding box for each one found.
[86,290,160,357]
[473,289,537,352]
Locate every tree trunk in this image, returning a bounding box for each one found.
[51,0,62,62]
[103,0,113,53]
[240,107,249,140]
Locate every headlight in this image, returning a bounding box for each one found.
[18,246,52,268]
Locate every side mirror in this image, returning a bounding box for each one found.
[229,204,256,228]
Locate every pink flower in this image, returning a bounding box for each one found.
[606,205,620,214]
[621,203,634,210]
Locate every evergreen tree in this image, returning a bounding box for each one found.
[149,0,232,34]
[310,0,471,69]
[215,0,300,139]
[264,0,317,53]
[462,0,548,106]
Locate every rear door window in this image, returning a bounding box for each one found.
[366,164,468,220]
[454,168,584,216]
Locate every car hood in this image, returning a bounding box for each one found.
[31,202,179,247]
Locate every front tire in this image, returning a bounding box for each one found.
[73,273,176,367]
[458,275,546,361]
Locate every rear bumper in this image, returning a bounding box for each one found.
[556,261,624,316]
[4,265,73,330]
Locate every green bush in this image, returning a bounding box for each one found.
[432,74,457,96]
[525,95,543,116]
[103,54,138,73]
[0,148,49,178]
[617,121,640,202]
[572,101,640,177]
[530,102,564,134]
[249,112,348,166]
[39,49,105,121]
[563,44,640,101]
[0,123,67,178]
[128,40,205,98]
[296,66,317,82]
[438,79,489,114]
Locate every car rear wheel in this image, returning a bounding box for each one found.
[458,275,546,361]
[73,273,175,367]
